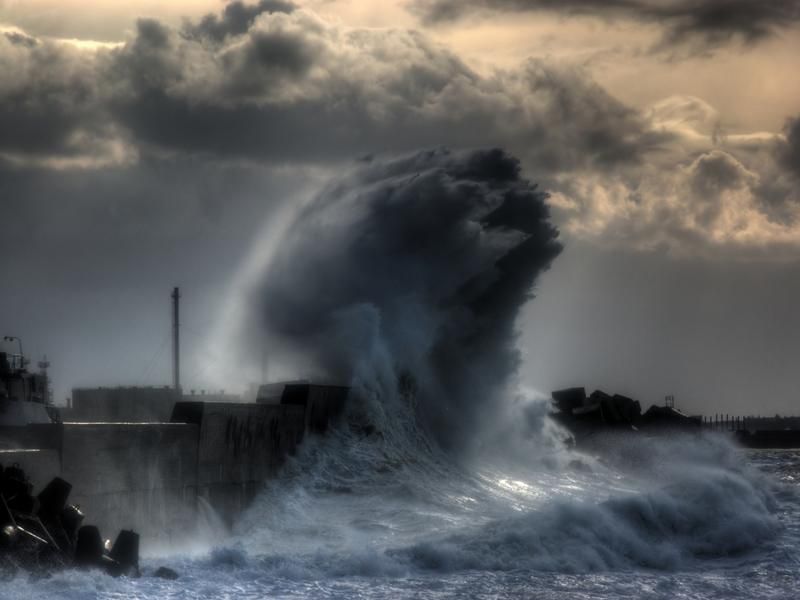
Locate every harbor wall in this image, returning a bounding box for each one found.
[0,387,345,543]
[61,423,199,541]
[0,423,61,451]
[171,401,306,524]
[279,384,349,434]
[67,387,179,423]
[0,424,198,543]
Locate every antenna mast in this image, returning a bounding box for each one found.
[172,287,181,392]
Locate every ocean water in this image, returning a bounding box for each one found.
[3,419,798,600]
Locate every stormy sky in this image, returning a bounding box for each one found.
[1,0,799,417]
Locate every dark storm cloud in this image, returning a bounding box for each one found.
[248,147,561,450]
[0,33,107,159]
[654,1,800,47]
[102,13,659,170]
[779,116,800,178]
[689,149,752,196]
[751,115,800,225]
[0,5,666,173]
[4,31,38,48]
[136,18,171,49]
[411,0,800,52]
[218,27,318,96]
[183,0,297,42]
[686,150,755,227]
[0,3,793,257]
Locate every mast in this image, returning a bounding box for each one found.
[172,287,181,392]
[38,355,52,405]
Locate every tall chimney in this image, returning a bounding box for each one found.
[172,287,181,392]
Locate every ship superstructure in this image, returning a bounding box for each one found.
[0,338,55,428]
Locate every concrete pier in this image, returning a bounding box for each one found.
[61,423,199,539]
[0,384,347,543]
[171,401,306,525]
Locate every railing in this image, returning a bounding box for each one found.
[702,414,800,432]
[702,415,746,431]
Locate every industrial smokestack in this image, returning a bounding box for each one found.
[172,287,181,392]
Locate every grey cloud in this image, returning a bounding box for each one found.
[413,0,634,23]
[687,150,755,228]
[689,149,753,195]
[550,146,800,258]
[241,29,314,74]
[136,18,171,49]
[655,1,800,47]
[183,0,297,43]
[4,31,38,48]
[0,7,661,173]
[779,116,800,178]
[219,28,317,96]
[751,115,800,224]
[102,13,658,171]
[0,4,794,259]
[105,20,184,104]
[0,34,105,159]
[410,0,800,53]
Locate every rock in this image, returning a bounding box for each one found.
[153,566,179,580]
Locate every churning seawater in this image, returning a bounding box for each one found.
[3,421,798,600]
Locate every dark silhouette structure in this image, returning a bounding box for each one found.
[551,387,701,442]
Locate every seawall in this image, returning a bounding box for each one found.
[0,385,345,545]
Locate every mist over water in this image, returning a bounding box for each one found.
[7,149,799,599]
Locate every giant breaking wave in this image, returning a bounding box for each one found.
[216,148,783,575]
[240,147,563,453]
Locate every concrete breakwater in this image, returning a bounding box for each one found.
[0,384,348,544]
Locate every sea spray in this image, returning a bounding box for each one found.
[217,148,783,580]
[224,147,562,453]
[395,433,781,573]
[229,409,781,577]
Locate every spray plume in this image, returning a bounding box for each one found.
[242,147,561,451]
